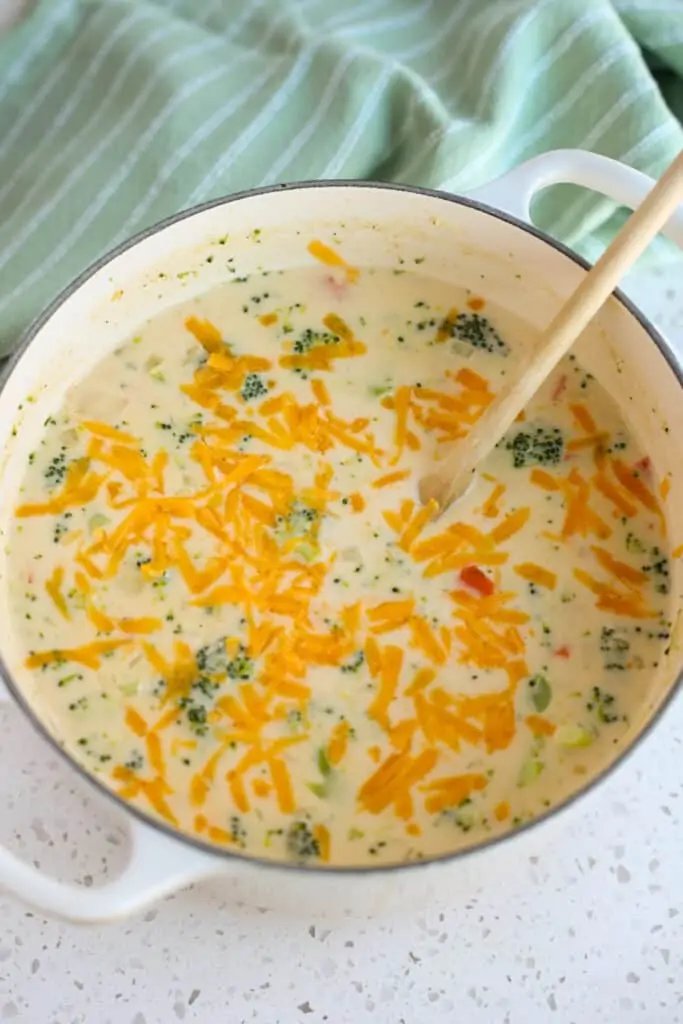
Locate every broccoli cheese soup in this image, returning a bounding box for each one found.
[7,244,672,867]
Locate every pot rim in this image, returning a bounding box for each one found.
[1,178,680,875]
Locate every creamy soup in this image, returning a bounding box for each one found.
[6,244,672,867]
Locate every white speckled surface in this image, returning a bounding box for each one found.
[0,261,681,1023]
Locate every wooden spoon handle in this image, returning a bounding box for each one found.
[422,149,683,512]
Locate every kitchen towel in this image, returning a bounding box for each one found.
[0,0,682,356]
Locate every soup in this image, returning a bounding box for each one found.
[6,246,672,867]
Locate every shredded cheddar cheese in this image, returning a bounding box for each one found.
[10,262,672,869]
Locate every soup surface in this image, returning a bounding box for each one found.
[7,248,672,867]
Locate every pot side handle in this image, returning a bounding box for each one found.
[0,816,219,924]
[467,148,683,246]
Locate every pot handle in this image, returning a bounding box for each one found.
[0,814,219,923]
[467,148,683,246]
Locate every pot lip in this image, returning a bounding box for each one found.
[1,177,681,877]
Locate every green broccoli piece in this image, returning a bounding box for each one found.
[586,685,620,724]
[276,502,318,542]
[177,697,209,736]
[229,815,246,848]
[292,328,339,355]
[286,820,320,860]
[240,373,268,402]
[439,312,508,354]
[340,650,365,674]
[195,638,254,681]
[505,426,564,468]
[600,626,629,670]
[641,546,670,595]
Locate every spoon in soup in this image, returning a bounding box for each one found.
[419,149,683,515]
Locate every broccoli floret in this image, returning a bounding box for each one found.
[286,820,320,860]
[442,799,478,832]
[600,626,629,670]
[290,329,340,376]
[287,708,304,733]
[505,426,564,468]
[641,546,670,595]
[226,648,254,680]
[276,502,318,541]
[177,697,209,736]
[124,751,144,772]
[340,650,365,674]
[292,328,339,355]
[192,672,217,699]
[195,638,254,681]
[187,705,206,727]
[196,638,227,676]
[52,512,72,543]
[586,685,620,724]
[240,372,268,402]
[44,449,69,488]
[439,312,507,354]
[229,815,246,848]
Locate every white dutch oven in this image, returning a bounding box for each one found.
[1,149,682,924]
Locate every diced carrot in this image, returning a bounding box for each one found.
[460,565,494,596]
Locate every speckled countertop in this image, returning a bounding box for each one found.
[0,261,680,1024]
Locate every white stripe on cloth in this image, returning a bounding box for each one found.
[394,0,478,64]
[553,120,679,242]
[333,0,437,40]
[375,0,479,171]
[323,62,395,178]
[0,9,304,309]
[110,6,295,245]
[614,1,683,13]
[438,6,615,190]
[0,8,170,209]
[0,29,226,274]
[0,52,238,295]
[321,0,395,34]
[0,0,73,107]
[260,47,362,185]
[428,0,533,89]
[184,39,327,206]
[394,0,560,184]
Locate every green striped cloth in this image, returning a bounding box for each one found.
[0,0,682,358]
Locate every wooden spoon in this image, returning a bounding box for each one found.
[419,149,683,514]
